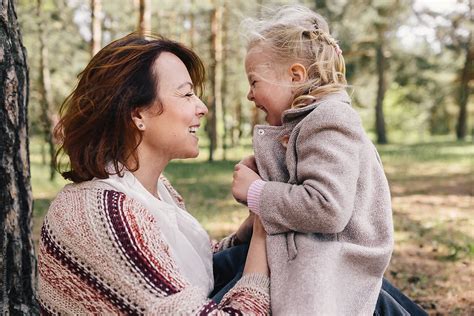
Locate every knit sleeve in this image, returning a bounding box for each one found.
[211,232,242,253]
[37,187,269,315]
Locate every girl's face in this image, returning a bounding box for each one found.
[245,45,295,126]
[134,52,208,161]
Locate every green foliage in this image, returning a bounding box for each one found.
[17,0,472,145]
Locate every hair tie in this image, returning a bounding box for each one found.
[311,28,342,55]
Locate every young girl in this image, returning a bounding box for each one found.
[232,5,394,314]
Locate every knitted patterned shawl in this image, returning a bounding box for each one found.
[38,181,270,315]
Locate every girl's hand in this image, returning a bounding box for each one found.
[239,155,258,174]
[232,163,261,204]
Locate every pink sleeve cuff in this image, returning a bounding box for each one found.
[247,179,266,216]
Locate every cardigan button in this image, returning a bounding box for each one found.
[257,129,265,135]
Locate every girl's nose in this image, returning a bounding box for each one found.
[247,89,254,101]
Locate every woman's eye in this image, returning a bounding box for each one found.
[185,92,194,97]
[251,81,256,86]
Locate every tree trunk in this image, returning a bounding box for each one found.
[0,0,37,314]
[90,0,102,56]
[189,0,196,49]
[232,101,242,147]
[221,3,229,160]
[157,9,164,35]
[37,0,56,181]
[455,33,472,140]
[138,0,151,36]
[375,33,388,144]
[207,4,222,162]
[170,11,178,38]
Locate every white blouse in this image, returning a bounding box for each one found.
[96,168,214,295]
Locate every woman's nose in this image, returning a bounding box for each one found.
[197,99,208,117]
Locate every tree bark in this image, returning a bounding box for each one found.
[0,0,37,314]
[207,4,222,162]
[90,0,102,56]
[221,3,229,160]
[236,102,242,144]
[37,0,56,181]
[157,9,164,34]
[375,32,388,144]
[455,33,472,140]
[138,0,151,36]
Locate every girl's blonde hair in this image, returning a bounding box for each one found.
[243,5,346,108]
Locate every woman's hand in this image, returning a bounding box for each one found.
[235,212,255,244]
[252,214,266,238]
[232,163,261,204]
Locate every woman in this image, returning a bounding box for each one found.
[37,33,269,315]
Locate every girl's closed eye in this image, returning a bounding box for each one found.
[185,91,195,97]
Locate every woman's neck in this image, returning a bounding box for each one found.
[130,149,169,199]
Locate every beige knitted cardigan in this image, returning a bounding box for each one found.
[37,178,270,315]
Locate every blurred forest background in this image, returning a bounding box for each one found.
[15,0,472,314]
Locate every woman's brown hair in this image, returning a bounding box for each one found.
[55,33,205,183]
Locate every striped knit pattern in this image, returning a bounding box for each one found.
[38,181,270,315]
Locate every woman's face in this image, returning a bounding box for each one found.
[135,52,208,161]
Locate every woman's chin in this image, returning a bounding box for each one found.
[180,149,199,159]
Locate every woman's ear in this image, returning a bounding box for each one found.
[289,63,307,83]
[131,109,146,131]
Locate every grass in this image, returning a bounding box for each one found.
[30,136,474,315]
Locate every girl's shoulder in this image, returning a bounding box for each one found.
[305,93,361,127]
[284,90,354,124]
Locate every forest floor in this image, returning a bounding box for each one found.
[31,138,473,315]
[378,141,473,315]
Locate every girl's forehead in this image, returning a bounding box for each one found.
[246,44,272,60]
[245,49,275,72]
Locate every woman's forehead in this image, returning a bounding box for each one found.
[154,52,192,88]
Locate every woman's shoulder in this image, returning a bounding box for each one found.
[49,181,121,212]
[43,180,169,273]
[53,180,117,197]
[46,180,155,231]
